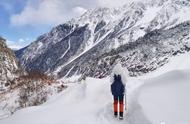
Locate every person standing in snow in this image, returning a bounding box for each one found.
[110,63,128,119]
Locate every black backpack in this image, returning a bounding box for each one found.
[111,74,124,96]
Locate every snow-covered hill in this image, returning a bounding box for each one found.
[16,0,190,78]
[1,52,190,124]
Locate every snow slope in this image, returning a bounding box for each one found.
[138,70,190,124]
[1,53,190,124]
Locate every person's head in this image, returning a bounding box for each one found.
[113,74,121,82]
[117,75,121,81]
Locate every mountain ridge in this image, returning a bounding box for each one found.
[16,0,190,78]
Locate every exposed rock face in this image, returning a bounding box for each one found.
[0,37,19,91]
[0,37,65,114]
[16,0,190,78]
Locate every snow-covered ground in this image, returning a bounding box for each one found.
[1,53,190,124]
[138,70,190,124]
[0,77,143,124]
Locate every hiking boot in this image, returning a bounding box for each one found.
[119,116,123,120]
[119,112,123,119]
[114,112,118,117]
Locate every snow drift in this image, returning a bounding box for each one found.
[138,70,190,124]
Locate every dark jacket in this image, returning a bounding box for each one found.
[111,74,125,97]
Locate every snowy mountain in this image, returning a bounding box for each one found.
[16,0,190,78]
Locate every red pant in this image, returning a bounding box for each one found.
[113,96,124,113]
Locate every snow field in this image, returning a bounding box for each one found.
[1,52,190,124]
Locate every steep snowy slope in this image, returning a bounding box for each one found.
[79,22,190,77]
[1,52,190,124]
[16,0,190,78]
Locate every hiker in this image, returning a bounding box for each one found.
[110,63,128,119]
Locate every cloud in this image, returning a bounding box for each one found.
[7,38,31,50]
[10,0,140,27]
[72,6,87,16]
[11,0,66,26]
[97,0,141,7]
[97,0,127,7]
[10,0,87,27]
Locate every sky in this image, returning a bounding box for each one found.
[0,0,132,50]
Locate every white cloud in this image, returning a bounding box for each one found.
[6,38,31,50]
[72,6,87,16]
[10,0,87,27]
[97,0,141,7]
[10,0,140,27]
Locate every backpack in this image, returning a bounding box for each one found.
[111,74,125,96]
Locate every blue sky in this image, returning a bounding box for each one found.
[0,0,56,49]
[0,0,129,50]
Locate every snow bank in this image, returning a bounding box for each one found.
[0,78,111,124]
[138,70,190,124]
